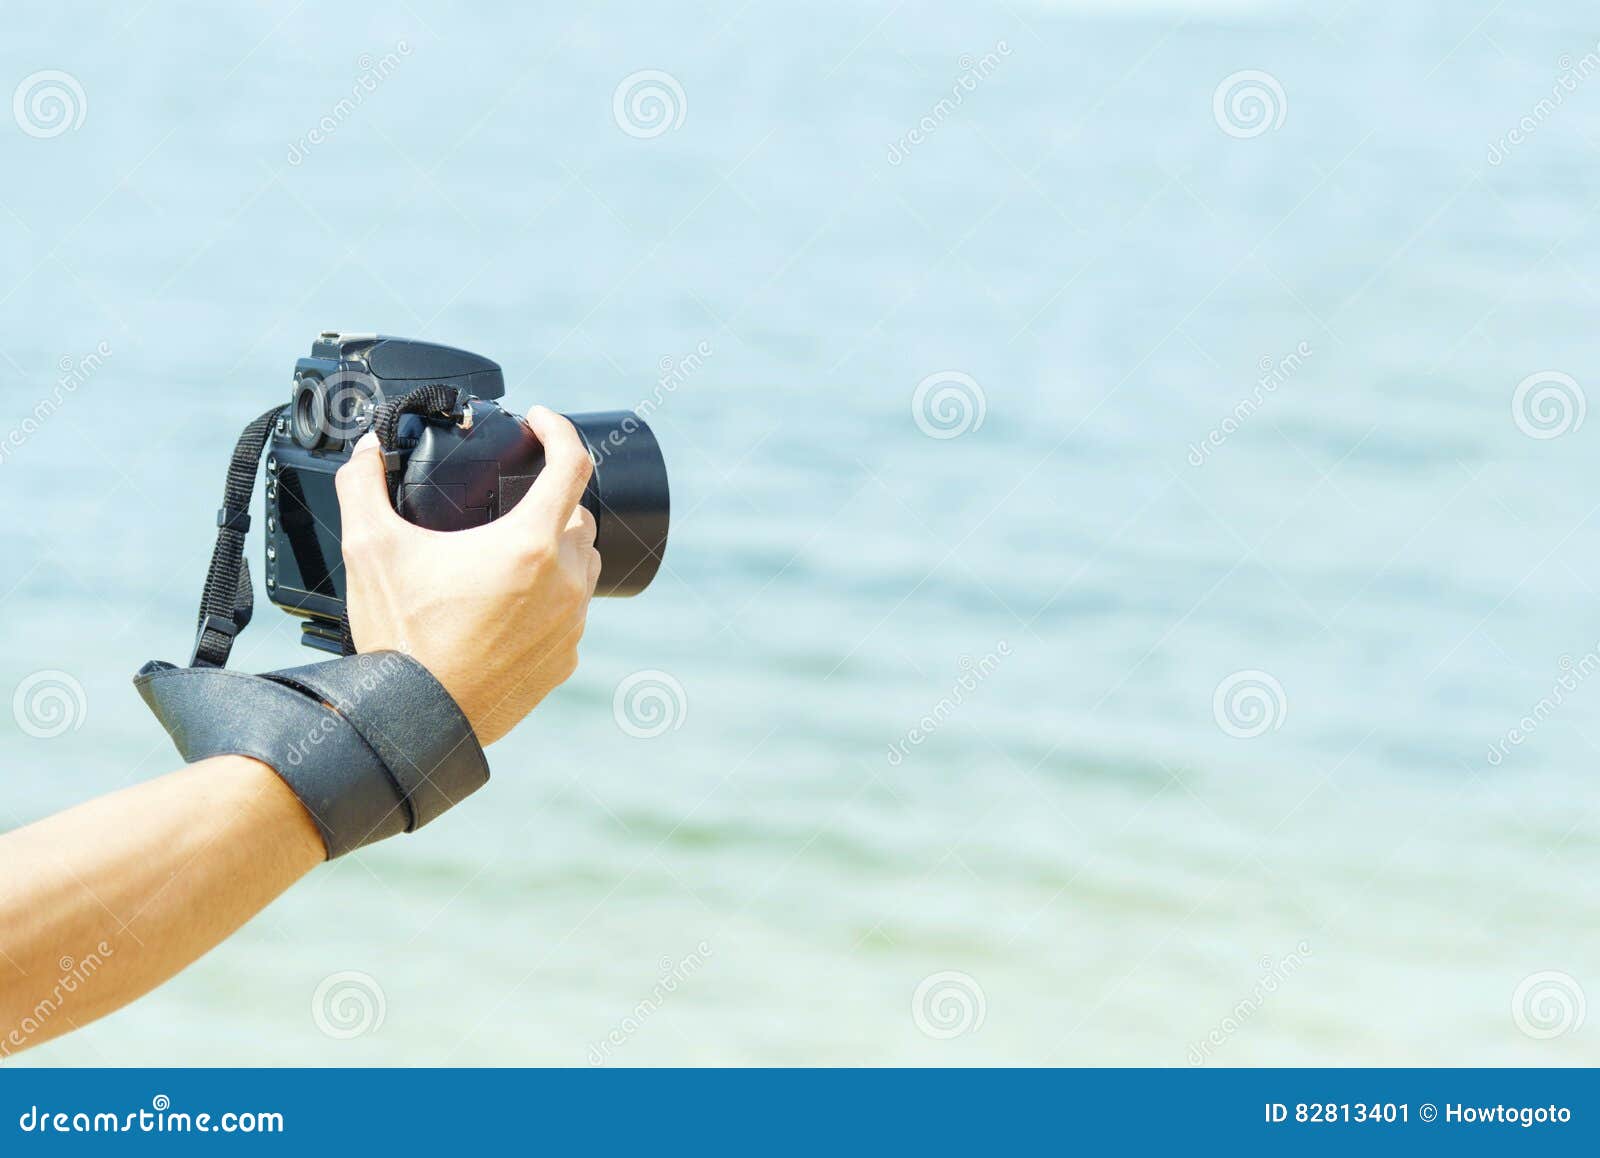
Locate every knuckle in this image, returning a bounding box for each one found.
[548,409,582,441]
[551,571,585,613]
[515,537,558,570]
[340,526,372,557]
[557,458,592,495]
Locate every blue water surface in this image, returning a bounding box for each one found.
[1,0,1598,1064]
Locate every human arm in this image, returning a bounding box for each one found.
[0,407,599,1053]
[0,755,321,1055]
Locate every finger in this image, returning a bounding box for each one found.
[334,433,404,535]
[565,504,598,551]
[585,546,602,597]
[508,407,593,536]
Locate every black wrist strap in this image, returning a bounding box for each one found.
[149,408,492,857]
[134,652,490,858]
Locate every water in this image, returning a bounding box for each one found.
[3,0,1599,1064]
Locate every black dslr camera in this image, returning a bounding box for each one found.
[264,332,670,654]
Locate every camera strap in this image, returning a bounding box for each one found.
[372,383,470,497]
[191,387,469,669]
[189,406,288,669]
[143,402,494,858]
[373,383,467,449]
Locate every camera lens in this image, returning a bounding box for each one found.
[291,376,328,450]
[565,411,670,597]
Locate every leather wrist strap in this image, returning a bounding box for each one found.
[133,652,489,859]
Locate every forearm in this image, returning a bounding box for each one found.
[0,756,323,1055]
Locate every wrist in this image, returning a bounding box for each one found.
[205,755,325,869]
[134,652,491,859]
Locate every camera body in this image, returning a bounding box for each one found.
[266,332,669,653]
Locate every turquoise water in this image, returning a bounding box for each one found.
[4,0,1600,1063]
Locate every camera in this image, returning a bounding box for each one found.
[265,332,670,653]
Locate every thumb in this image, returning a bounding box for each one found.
[334,433,404,534]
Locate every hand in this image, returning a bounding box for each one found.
[333,407,601,745]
